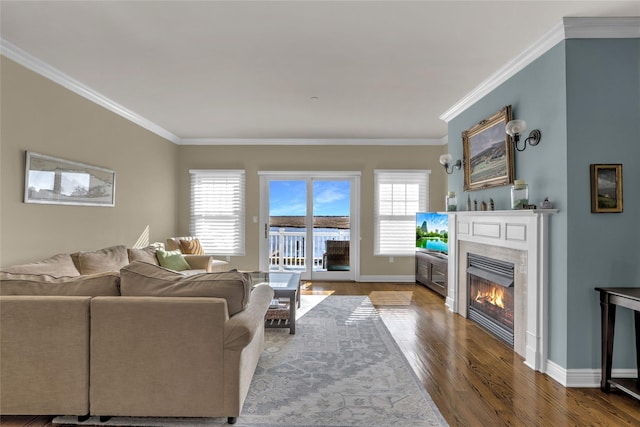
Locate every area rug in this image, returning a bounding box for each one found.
[54,295,448,427]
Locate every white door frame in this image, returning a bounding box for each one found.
[258,171,360,281]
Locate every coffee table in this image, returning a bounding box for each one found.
[252,271,301,334]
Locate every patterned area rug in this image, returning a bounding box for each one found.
[54,295,447,427]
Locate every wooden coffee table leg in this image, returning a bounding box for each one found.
[289,290,296,334]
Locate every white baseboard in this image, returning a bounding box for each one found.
[357,275,415,283]
[545,359,637,387]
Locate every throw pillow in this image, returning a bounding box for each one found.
[179,238,205,255]
[156,249,191,272]
[72,245,129,275]
[120,261,251,316]
[1,253,81,277]
[127,246,159,265]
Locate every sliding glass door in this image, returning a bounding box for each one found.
[259,172,359,281]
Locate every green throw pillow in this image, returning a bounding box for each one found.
[156,249,191,272]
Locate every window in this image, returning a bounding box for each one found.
[374,170,429,256]
[190,170,245,256]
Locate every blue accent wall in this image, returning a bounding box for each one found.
[565,38,640,369]
[447,38,640,370]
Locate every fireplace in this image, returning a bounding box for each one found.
[446,209,556,373]
[467,253,515,347]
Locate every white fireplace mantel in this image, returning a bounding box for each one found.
[446,209,557,372]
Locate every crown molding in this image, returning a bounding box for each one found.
[177,137,446,146]
[0,39,180,143]
[440,17,640,123]
[563,16,640,39]
[1,38,442,147]
[439,20,565,123]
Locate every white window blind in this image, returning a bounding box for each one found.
[374,170,429,256]
[190,170,245,256]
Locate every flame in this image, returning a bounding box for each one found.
[475,286,505,309]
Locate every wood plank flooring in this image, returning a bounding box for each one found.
[306,282,640,426]
[2,281,639,426]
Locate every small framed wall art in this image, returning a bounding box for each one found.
[24,151,116,207]
[590,164,623,213]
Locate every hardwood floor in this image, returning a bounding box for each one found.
[2,281,639,426]
[303,282,640,426]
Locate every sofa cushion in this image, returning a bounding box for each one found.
[179,238,205,255]
[120,261,251,316]
[127,246,159,265]
[0,271,120,296]
[156,249,191,272]
[0,253,80,277]
[71,245,129,275]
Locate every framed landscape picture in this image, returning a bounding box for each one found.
[462,105,514,191]
[590,164,623,213]
[24,151,116,207]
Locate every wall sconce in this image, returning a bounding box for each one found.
[505,119,541,152]
[439,154,462,175]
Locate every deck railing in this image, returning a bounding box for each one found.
[269,228,350,271]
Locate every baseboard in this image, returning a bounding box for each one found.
[357,275,415,283]
[545,359,637,387]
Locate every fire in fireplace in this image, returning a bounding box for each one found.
[467,253,515,346]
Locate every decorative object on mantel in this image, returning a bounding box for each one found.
[590,164,623,213]
[490,198,495,211]
[467,194,471,211]
[505,119,542,152]
[481,201,487,211]
[446,191,457,211]
[463,105,515,191]
[439,153,462,174]
[541,198,553,209]
[474,199,478,211]
[24,151,116,207]
[511,179,529,209]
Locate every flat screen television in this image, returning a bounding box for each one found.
[416,212,449,255]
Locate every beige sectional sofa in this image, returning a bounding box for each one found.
[0,246,274,425]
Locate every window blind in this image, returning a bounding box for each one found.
[189,170,245,256]
[374,170,430,256]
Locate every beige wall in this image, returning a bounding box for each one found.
[177,144,448,276]
[0,56,449,276]
[0,57,178,267]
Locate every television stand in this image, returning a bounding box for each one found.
[415,251,448,297]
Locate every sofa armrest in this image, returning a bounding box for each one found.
[1,296,91,415]
[224,283,274,351]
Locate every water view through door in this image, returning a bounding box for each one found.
[265,177,353,280]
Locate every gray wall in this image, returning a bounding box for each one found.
[0,57,179,267]
[446,39,639,370]
[565,38,640,369]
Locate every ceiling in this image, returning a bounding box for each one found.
[1,1,639,144]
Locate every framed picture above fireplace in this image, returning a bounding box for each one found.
[462,105,515,191]
[590,163,623,213]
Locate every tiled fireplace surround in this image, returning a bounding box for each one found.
[446,210,556,373]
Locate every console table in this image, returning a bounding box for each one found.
[595,287,640,400]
